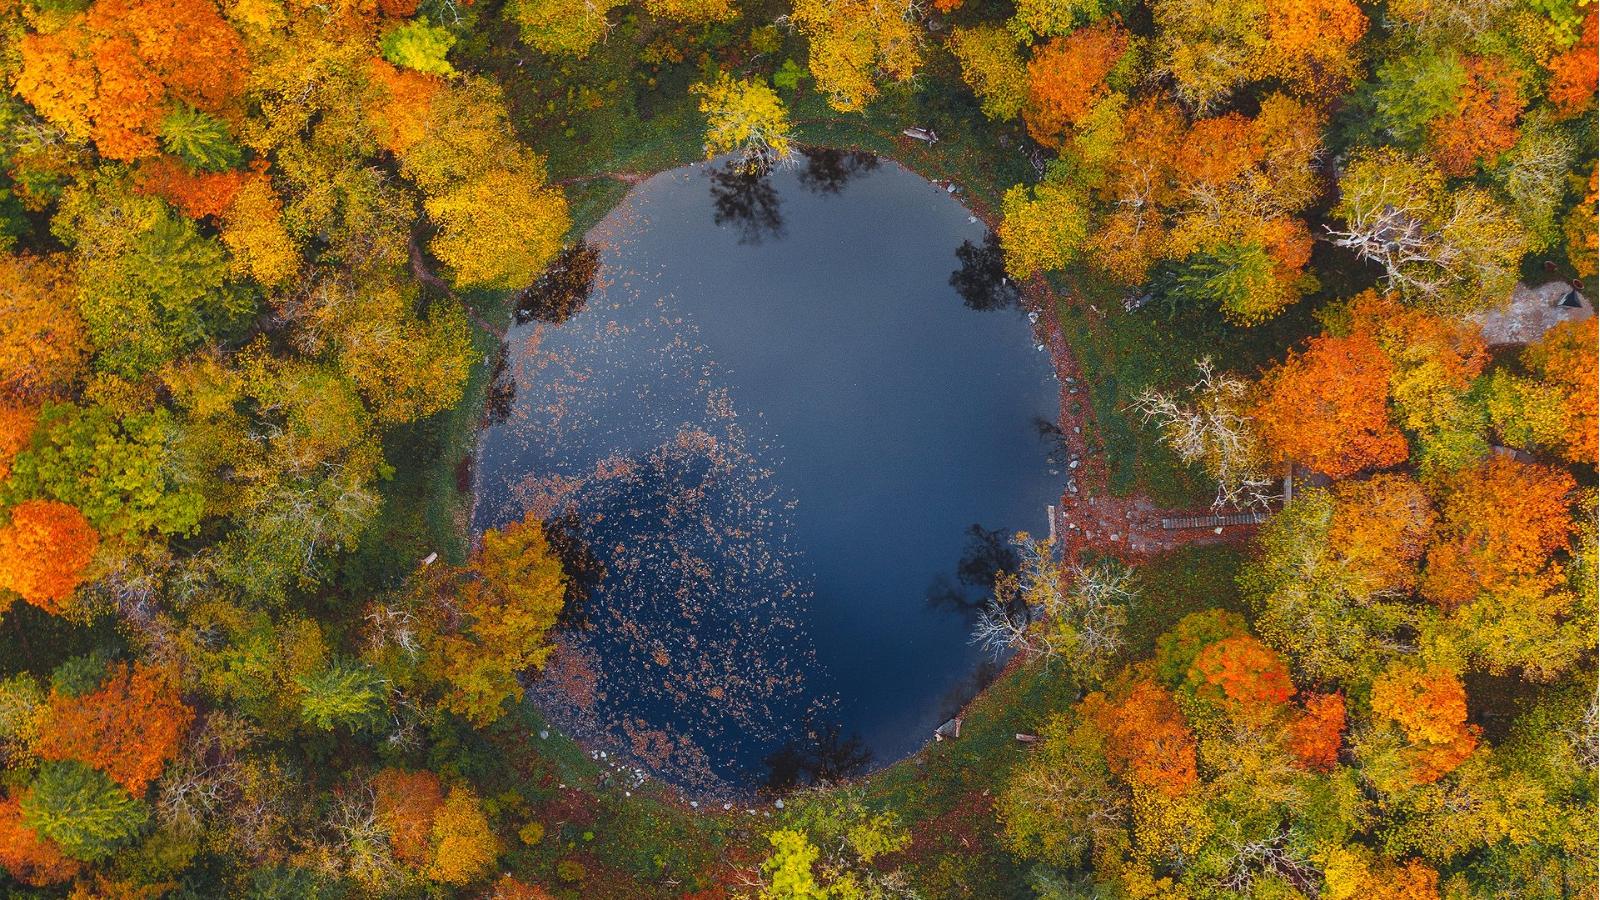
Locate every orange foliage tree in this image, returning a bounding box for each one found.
[0,255,87,400]
[133,157,247,219]
[0,500,100,614]
[15,0,246,162]
[1184,634,1296,716]
[1547,7,1598,117]
[1081,676,1198,797]
[372,768,445,865]
[1324,473,1436,598]
[1262,0,1367,97]
[1251,331,1410,478]
[1427,57,1525,177]
[1287,692,1346,772]
[0,797,80,887]
[35,661,193,793]
[1023,23,1129,149]
[1521,317,1597,464]
[1369,663,1478,784]
[1420,457,1576,607]
[0,403,40,483]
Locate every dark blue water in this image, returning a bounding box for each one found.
[473,153,1062,793]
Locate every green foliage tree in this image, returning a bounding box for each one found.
[3,403,205,538]
[20,760,148,862]
[380,19,457,77]
[54,182,246,377]
[294,661,387,731]
[158,106,244,172]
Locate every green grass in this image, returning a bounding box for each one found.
[1054,242,1368,506]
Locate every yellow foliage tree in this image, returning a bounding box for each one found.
[692,75,793,171]
[792,0,920,112]
[999,181,1090,279]
[221,175,299,287]
[427,513,567,725]
[950,26,1029,121]
[425,787,498,884]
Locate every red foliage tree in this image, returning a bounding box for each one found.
[1287,692,1346,772]
[1428,57,1525,177]
[373,768,445,865]
[1186,634,1296,716]
[1548,8,1598,118]
[133,157,247,219]
[35,661,194,793]
[0,500,100,614]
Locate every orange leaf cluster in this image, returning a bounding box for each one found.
[0,254,87,400]
[1263,0,1367,96]
[367,58,443,158]
[1548,8,1598,117]
[133,156,248,219]
[1174,113,1259,188]
[1325,474,1436,596]
[1370,664,1478,783]
[1420,457,1576,607]
[1522,317,1597,464]
[373,768,445,865]
[1252,331,1409,478]
[36,661,193,793]
[15,0,246,162]
[0,797,80,887]
[0,402,39,483]
[0,500,100,614]
[1082,677,1198,797]
[1427,57,1525,177]
[1023,23,1129,149]
[1287,692,1346,772]
[1186,635,1296,715]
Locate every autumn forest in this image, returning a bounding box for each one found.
[0,0,1596,896]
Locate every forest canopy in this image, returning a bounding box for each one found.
[0,0,1593,896]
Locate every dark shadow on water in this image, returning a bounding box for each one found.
[543,511,606,630]
[485,344,514,426]
[760,721,874,793]
[925,523,1022,616]
[949,232,1021,312]
[796,147,880,195]
[708,161,785,245]
[515,239,600,326]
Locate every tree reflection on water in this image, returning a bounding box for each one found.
[761,721,874,792]
[949,232,1021,312]
[708,160,786,244]
[796,147,880,195]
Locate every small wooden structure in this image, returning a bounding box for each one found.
[1159,511,1269,530]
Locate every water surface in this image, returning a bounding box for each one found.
[474,153,1061,792]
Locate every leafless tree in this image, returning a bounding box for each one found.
[1130,357,1278,511]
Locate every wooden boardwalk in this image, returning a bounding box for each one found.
[1159,511,1270,530]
